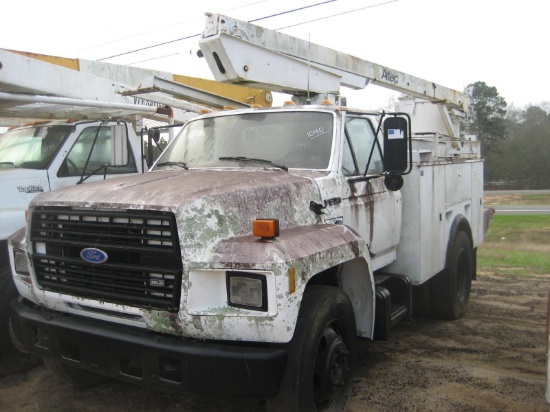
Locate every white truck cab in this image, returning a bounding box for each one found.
[0,120,145,262]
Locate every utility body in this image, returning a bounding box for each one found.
[8,14,491,411]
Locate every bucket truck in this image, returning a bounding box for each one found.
[7,13,490,412]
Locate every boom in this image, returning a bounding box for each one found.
[0,49,272,126]
[199,13,469,137]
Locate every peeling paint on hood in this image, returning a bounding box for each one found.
[30,169,319,211]
[29,168,327,263]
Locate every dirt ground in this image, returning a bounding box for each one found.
[1,271,549,412]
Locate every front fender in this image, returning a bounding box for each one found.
[196,224,373,342]
[213,223,366,266]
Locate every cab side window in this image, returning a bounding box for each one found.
[342,117,383,176]
[58,126,137,177]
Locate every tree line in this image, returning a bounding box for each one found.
[467,81,550,189]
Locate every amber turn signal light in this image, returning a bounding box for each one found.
[253,219,279,239]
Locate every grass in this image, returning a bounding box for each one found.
[478,214,550,276]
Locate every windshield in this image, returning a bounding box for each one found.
[154,111,334,170]
[0,125,71,169]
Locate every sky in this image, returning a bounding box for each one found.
[1,0,548,110]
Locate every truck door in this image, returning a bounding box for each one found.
[339,114,402,271]
[50,124,138,190]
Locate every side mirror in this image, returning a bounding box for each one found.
[111,124,128,166]
[383,116,409,174]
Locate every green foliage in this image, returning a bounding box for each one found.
[466,81,511,185]
[483,214,550,244]
[467,81,507,154]
[478,215,550,275]
[479,249,550,276]
[499,106,550,189]
[467,79,550,189]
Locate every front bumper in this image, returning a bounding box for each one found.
[10,299,287,398]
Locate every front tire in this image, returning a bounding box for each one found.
[270,286,357,412]
[432,230,473,319]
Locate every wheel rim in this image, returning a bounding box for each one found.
[313,324,350,409]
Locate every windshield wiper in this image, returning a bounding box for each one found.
[219,156,288,172]
[156,161,189,170]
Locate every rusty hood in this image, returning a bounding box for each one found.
[29,169,325,257]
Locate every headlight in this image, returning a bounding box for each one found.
[13,249,30,276]
[226,271,267,311]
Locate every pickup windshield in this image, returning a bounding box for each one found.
[0,125,71,169]
[154,111,334,170]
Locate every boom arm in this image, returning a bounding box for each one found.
[199,13,469,137]
[0,48,272,126]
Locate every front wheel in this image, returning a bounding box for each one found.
[432,230,473,319]
[269,286,357,412]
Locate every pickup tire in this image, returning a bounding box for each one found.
[269,285,356,412]
[432,231,473,319]
[0,265,42,376]
[43,357,109,387]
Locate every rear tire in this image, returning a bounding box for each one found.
[269,286,357,412]
[0,265,42,376]
[43,357,109,388]
[432,231,473,319]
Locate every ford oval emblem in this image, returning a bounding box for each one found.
[80,248,108,264]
